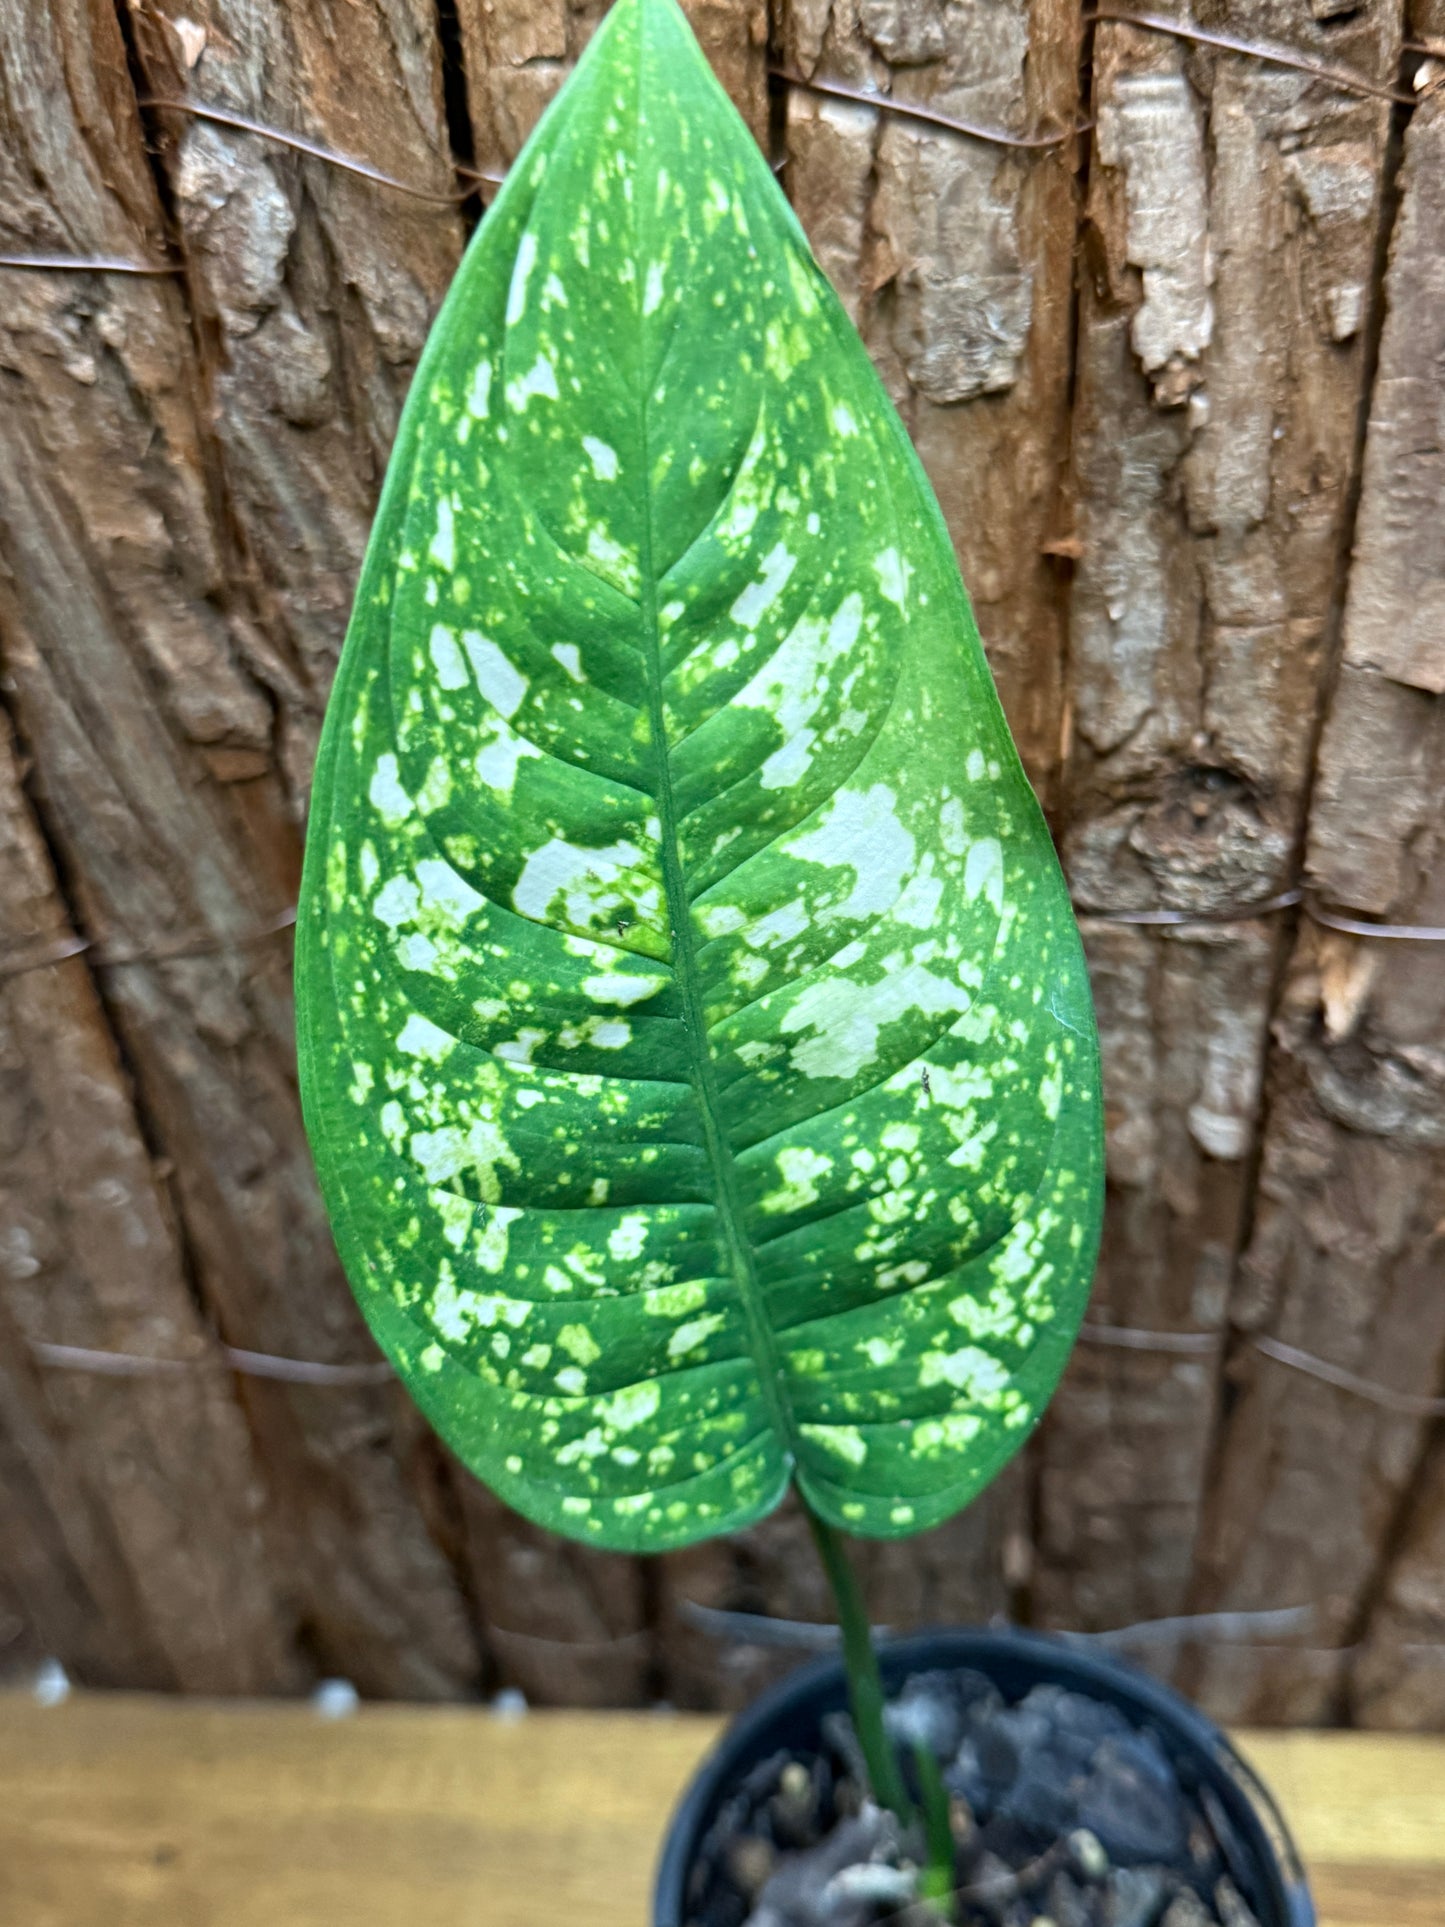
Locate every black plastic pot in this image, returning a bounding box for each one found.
[654,1627,1314,1927]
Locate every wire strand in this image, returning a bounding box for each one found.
[484,1620,651,1657]
[769,68,1087,151]
[0,907,296,984]
[1087,7,1414,106]
[0,252,178,275]
[1253,1335,1445,1419]
[1304,900,1445,943]
[1079,1324,1445,1418]
[677,1599,1319,1652]
[1079,889,1302,928]
[3,889,1439,989]
[29,1338,393,1388]
[27,1326,1443,1417]
[1080,1322,1221,1354]
[137,96,480,203]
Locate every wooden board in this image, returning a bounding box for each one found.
[0,1695,1438,1926]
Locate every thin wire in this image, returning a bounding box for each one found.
[1080,888,1302,928]
[1303,900,1445,943]
[29,1342,192,1379]
[137,96,478,204]
[1087,8,1414,106]
[679,1599,1317,1652]
[26,1324,1443,1420]
[3,889,1438,990]
[485,1620,651,1657]
[98,904,299,968]
[0,934,93,981]
[1080,1322,1221,1355]
[1082,1324,1445,1417]
[0,906,296,984]
[681,1601,847,1649]
[771,68,1085,152]
[30,1338,392,1388]
[221,1345,394,1387]
[1063,1604,1314,1648]
[1079,889,1445,941]
[0,253,178,276]
[1253,1335,1445,1419]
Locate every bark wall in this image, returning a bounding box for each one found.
[0,0,479,1699]
[779,0,1080,803]
[1034,0,1400,1643]
[0,0,1441,1722]
[1186,12,1445,1723]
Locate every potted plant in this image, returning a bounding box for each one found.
[295,3,1313,1921]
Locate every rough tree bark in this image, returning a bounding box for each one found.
[1186,39,1445,1724]
[1352,1439,1445,1728]
[778,0,1080,803]
[0,1285,170,1689]
[0,0,480,1697]
[2,0,1441,1720]
[122,0,466,778]
[0,715,298,1692]
[457,0,771,173]
[458,1480,654,1707]
[1033,0,1403,1656]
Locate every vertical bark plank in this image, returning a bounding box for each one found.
[0,716,298,1691]
[858,1459,1024,1634]
[1187,52,1445,1724]
[1033,0,1402,1648]
[457,1483,653,1706]
[457,0,770,176]
[123,0,465,760]
[1351,1440,1445,1729]
[0,1287,176,1692]
[1311,51,1445,725]
[1035,916,1275,1635]
[0,0,482,1698]
[779,0,1081,802]
[660,1494,834,1712]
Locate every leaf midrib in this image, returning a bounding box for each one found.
[632,21,794,1473]
[640,572,795,1466]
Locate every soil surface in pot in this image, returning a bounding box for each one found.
[687,1667,1268,1927]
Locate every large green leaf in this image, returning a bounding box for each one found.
[296,0,1102,1553]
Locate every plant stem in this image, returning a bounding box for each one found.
[914,1740,959,1916]
[802,1497,912,1823]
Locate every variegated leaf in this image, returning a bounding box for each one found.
[296,0,1103,1552]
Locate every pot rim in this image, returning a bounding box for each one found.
[653,1624,1314,1927]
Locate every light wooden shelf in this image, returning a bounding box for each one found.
[0,1694,1439,1925]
